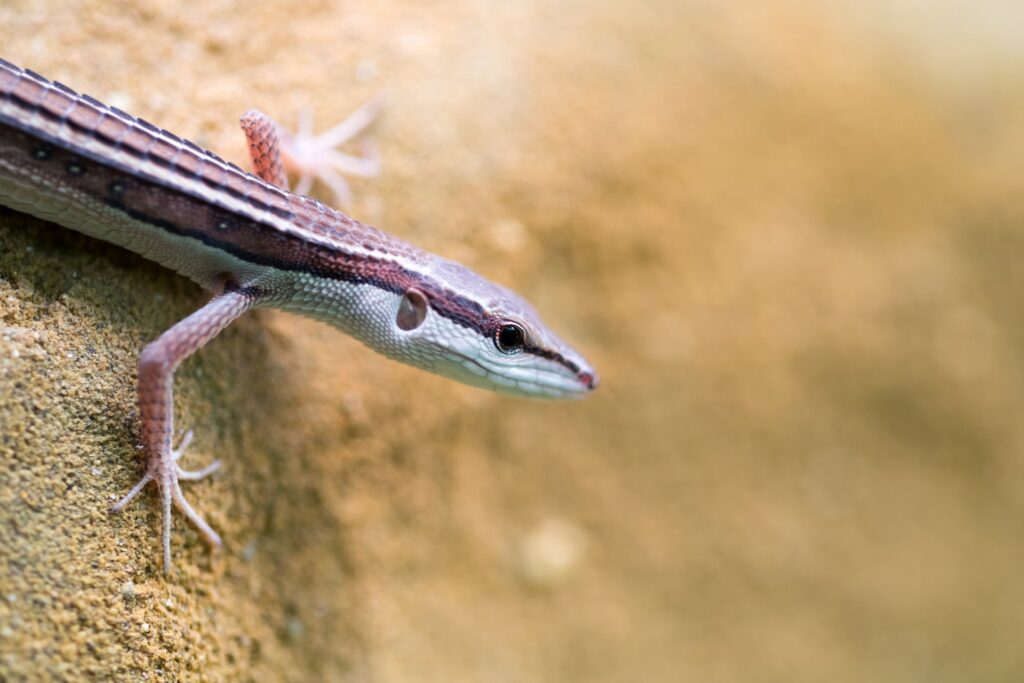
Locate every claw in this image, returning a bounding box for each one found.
[110,471,153,512]
[172,479,222,548]
[171,429,194,461]
[173,428,221,480]
[314,164,353,209]
[177,459,221,481]
[161,475,173,571]
[281,98,382,208]
[110,429,222,573]
[313,96,382,149]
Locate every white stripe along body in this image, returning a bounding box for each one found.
[0,59,598,397]
[0,58,597,572]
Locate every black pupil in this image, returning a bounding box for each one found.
[497,324,525,351]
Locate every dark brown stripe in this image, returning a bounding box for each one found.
[523,343,581,375]
[0,61,580,375]
[2,77,295,223]
[118,198,492,334]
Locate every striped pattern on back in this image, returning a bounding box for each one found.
[0,58,423,267]
[0,58,503,337]
[0,58,593,392]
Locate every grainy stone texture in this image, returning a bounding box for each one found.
[2,1,1024,682]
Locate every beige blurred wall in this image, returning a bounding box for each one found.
[1,1,1022,681]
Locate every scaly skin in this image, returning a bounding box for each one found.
[0,58,598,573]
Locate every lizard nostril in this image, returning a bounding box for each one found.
[578,371,599,390]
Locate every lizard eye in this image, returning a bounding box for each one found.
[396,288,428,331]
[495,323,526,354]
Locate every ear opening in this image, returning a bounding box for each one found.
[396,288,429,331]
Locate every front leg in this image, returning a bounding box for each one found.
[240,110,289,189]
[239,103,381,208]
[111,282,261,573]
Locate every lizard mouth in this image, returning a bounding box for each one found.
[449,352,595,399]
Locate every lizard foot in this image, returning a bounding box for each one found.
[281,98,383,208]
[110,430,222,573]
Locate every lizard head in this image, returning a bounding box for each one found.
[384,257,599,399]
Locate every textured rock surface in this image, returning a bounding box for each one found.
[2,1,1024,681]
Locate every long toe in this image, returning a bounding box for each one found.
[177,459,222,481]
[110,471,154,512]
[172,480,222,547]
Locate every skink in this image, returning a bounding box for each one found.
[0,58,598,572]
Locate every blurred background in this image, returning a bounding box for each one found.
[1,0,1023,681]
